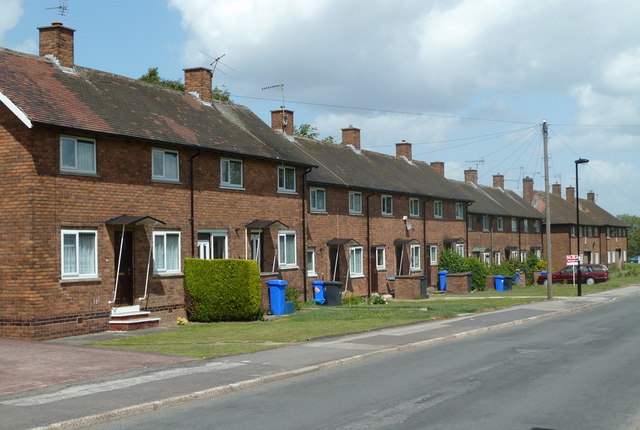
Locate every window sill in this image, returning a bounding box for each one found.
[220,185,245,191]
[278,266,299,271]
[307,273,318,278]
[60,171,99,177]
[153,272,184,278]
[381,214,394,217]
[152,178,181,184]
[376,267,387,271]
[350,274,365,279]
[60,277,102,284]
[277,190,298,195]
[349,212,364,216]
[310,211,328,215]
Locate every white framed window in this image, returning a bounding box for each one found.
[310,188,326,212]
[535,220,541,233]
[430,245,438,265]
[520,250,527,262]
[349,191,362,214]
[510,250,518,260]
[434,200,443,219]
[594,252,600,264]
[306,248,317,277]
[482,215,490,232]
[220,158,243,188]
[375,246,386,270]
[467,216,473,231]
[381,195,393,216]
[60,136,96,175]
[61,229,98,279]
[152,148,179,182]
[455,243,465,257]
[278,231,297,268]
[278,166,296,193]
[197,230,228,259]
[153,231,181,274]
[410,244,421,271]
[349,246,364,277]
[523,219,529,233]
[511,217,518,232]
[455,202,464,220]
[409,198,420,217]
[497,217,504,232]
[493,252,501,265]
[482,252,491,265]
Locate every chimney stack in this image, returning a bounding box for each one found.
[587,191,595,202]
[341,125,361,149]
[184,67,213,103]
[523,177,534,204]
[464,169,478,185]
[38,22,75,68]
[552,183,562,196]
[566,186,575,204]
[270,108,294,136]
[395,140,412,160]
[493,174,504,189]
[430,161,445,176]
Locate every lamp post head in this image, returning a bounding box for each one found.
[575,158,589,165]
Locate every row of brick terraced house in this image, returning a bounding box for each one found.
[0,23,627,339]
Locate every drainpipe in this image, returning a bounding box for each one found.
[366,192,375,298]
[189,149,202,257]
[301,167,312,302]
[423,198,430,286]
[465,202,472,257]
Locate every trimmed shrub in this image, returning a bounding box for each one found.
[462,257,490,290]
[438,249,465,273]
[286,286,302,311]
[183,258,262,322]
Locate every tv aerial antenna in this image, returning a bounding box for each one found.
[198,51,234,76]
[465,159,485,171]
[47,0,69,20]
[262,83,286,109]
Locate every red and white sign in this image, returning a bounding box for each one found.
[566,254,580,266]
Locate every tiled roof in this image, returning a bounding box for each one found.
[292,137,472,201]
[0,48,313,166]
[578,198,627,227]
[455,181,543,219]
[531,191,625,226]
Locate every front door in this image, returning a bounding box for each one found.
[114,231,134,305]
[329,245,342,282]
[370,247,379,293]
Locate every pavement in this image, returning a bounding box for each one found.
[2,286,640,430]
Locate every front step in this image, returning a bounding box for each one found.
[109,305,160,331]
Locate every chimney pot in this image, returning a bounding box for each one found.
[587,191,595,202]
[341,126,361,149]
[271,109,294,136]
[464,169,478,185]
[395,140,412,160]
[523,176,534,204]
[38,22,75,68]
[493,174,504,189]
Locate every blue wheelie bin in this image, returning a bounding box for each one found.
[267,279,288,315]
[312,280,326,305]
[438,271,448,291]
[494,275,506,292]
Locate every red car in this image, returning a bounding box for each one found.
[537,264,609,286]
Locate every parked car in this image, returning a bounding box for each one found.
[537,264,609,286]
[629,256,639,264]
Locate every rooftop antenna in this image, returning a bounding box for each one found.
[465,159,485,171]
[262,83,286,109]
[47,0,69,21]
[199,51,234,76]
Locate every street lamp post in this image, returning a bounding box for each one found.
[575,158,589,296]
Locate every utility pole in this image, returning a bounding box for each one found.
[543,120,553,300]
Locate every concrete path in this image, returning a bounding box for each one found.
[1,286,639,430]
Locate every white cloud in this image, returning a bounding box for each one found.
[0,0,23,43]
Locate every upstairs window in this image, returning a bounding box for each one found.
[467,216,473,231]
[482,215,490,232]
[535,220,542,233]
[61,229,97,279]
[152,148,179,182]
[511,217,518,232]
[60,136,96,175]
[221,158,243,188]
[523,219,529,233]
[349,192,363,214]
[310,188,326,212]
[497,217,504,232]
[455,202,464,220]
[433,200,443,219]
[381,195,393,216]
[278,166,296,193]
[409,198,420,217]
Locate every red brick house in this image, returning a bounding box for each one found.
[530,184,628,273]
[0,23,315,339]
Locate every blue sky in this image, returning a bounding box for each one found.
[3,0,640,216]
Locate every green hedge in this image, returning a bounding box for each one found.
[183,258,263,322]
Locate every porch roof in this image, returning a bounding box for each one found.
[105,215,165,225]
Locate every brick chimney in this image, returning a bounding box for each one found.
[341,125,361,149]
[430,161,444,176]
[38,22,75,68]
[493,174,504,189]
[395,140,412,160]
[464,169,478,185]
[587,191,595,202]
[184,67,213,103]
[271,108,294,136]
[523,177,533,204]
[552,183,562,196]
[566,186,575,204]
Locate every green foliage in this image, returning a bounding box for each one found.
[294,123,335,143]
[617,214,639,257]
[285,286,301,311]
[183,258,263,322]
[212,85,231,101]
[343,295,365,306]
[139,67,232,102]
[368,295,387,305]
[438,249,465,273]
[462,257,490,290]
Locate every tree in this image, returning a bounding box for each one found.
[139,67,232,102]
[617,214,640,257]
[294,123,335,143]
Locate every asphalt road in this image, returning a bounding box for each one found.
[90,294,640,430]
